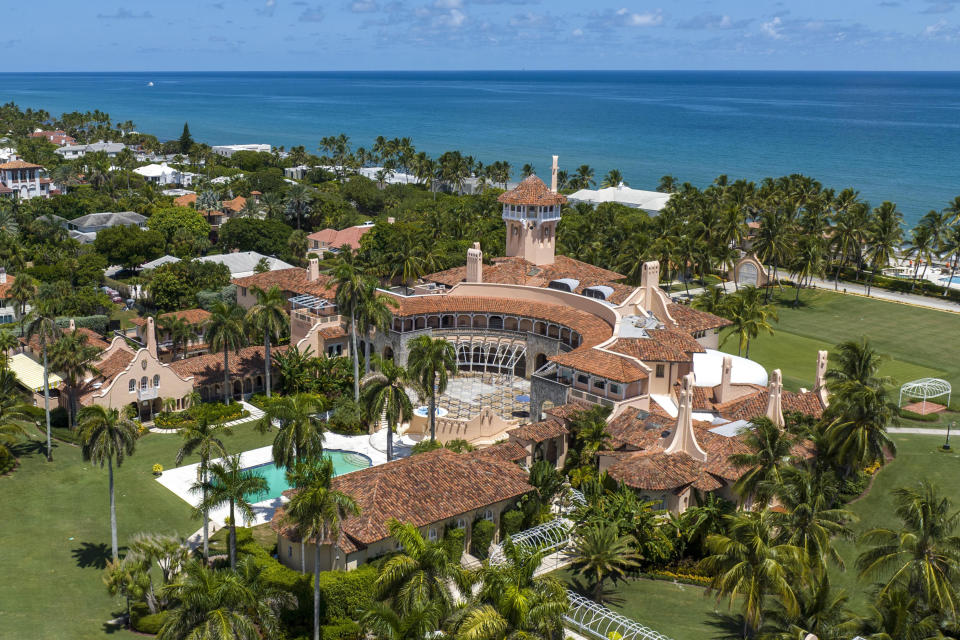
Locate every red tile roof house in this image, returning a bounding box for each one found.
[306,223,372,254]
[271,448,535,572]
[0,160,53,200]
[129,309,212,361]
[28,130,76,146]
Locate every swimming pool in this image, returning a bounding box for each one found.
[244,450,371,501]
[413,406,448,418]
[939,275,960,286]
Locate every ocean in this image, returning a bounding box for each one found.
[2,70,959,227]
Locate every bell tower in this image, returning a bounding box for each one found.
[497,160,567,266]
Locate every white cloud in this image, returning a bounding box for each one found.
[350,0,378,11]
[616,7,663,27]
[761,16,784,38]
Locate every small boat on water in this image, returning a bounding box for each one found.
[147,81,154,87]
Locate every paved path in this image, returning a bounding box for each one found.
[149,400,264,434]
[889,427,956,435]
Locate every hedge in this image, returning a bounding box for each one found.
[55,315,109,336]
[321,618,363,640]
[443,527,466,564]
[471,519,496,559]
[899,409,941,423]
[500,508,524,539]
[130,602,169,634]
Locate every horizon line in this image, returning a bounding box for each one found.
[3,68,960,74]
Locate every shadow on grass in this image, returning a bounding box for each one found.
[10,440,47,460]
[101,611,129,635]
[704,611,750,640]
[71,541,125,570]
[564,575,627,608]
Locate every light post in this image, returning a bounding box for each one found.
[944,421,954,451]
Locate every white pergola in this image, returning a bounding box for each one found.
[899,378,952,412]
[564,591,674,640]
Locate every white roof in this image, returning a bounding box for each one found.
[568,184,671,212]
[692,349,768,388]
[134,163,178,178]
[198,251,294,277]
[141,255,182,270]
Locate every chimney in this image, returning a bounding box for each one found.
[550,155,559,193]
[68,318,76,332]
[640,261,660,305]
[0,267,7,285]
[715,355,734,404]
[765,369,785,428]
[146,316,158,358]
[664,373,708,462]
[308,257,320,282]
[815,350,829,408]
[466,242,483,283]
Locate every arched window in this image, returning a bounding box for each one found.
[428,527,438,541]
[153,374,160,388]
[455,518,466,529]
[140,376,148,389]
[483,509,494,522]
[129,379,136,392]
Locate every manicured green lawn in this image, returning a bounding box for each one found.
[719,288,960,392]
[0,420,273,640]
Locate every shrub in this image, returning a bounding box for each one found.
[316,565,377,622]
[500,508,524,538]
[130,602,169,634]
[899,408,940,423]
[470,518,496,559]
[50,407,69,430]
[411,439,443,455]
[55,315,109,335]
[0,447,16,475]
[248,393,270,410]
[321,618,363,640]
[50,426,82,444]
[443,526,465,563]
[839,470,870,502]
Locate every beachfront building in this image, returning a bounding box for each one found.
[568,184,671,214]
[55,141,126,160]
[133,162,184,186]
[212,144,271,158]
[0,160,53,199]
[29,130,76,146]
[271,448,535,571]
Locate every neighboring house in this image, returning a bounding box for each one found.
[568,184,671,214]
[0,160,52,200]
[211,144,271,157]
[272,448,535,572]
[55,141,126,160]
[306,222,373,254]
[0,269,20,323]
[175,193,246,231]
[130,308,211,361]
[140,251,294,278]
[133,163,183,186]
[29,130,76,146]
[66,211,147,243]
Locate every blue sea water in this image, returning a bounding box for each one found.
[2,70,959,226]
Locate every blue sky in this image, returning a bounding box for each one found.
[5,0,960,70]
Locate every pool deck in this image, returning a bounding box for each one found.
[157,430,403,538]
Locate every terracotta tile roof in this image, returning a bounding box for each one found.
[0,274,16,299]
[29,131,75,145]
[307,225,371,250]
[318,325,347,340]
[20,326,109,353]
[473,441,529,463]
[498,175,567,206]
[95,349,136,383]
[0,185,12,194]
[174,193,197,208]
[509,419,568,443]
[0,160,42,170]
[392,295,613,349]
[608,330,704,364]
[713,388,825,422]
[232,268,335,300]
[549,348,647,383]
[681,382,766,412]
[169,345,287,385]
[667,303,732,334]
[424,255,630,303]
[273,449,533,550]
[544,400,592,421]
[130,308,211,327]
[222,196,246,213]
[606,450,724,492]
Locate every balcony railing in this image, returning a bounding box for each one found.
[137,386,158,401]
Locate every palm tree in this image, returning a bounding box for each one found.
[283,458,360,640]
[245,285,288,398]
[9,272,35,337]
[903,224,935,292]
[0,328,17,370]
[356,279,397,376]
[453,537,568,640]
[374,519,468,615]
[285,182,313,230]
[826,337,888,389]
[78,405,140,561]
[49,329,102,428]
[574,164,595,190]
[0,369,37,461]
[193,454,268,569]
[864,201,903,295]
[767,465,856,574]
[719,286,778,358]
[175,415,230,561]
[569,407,612,464]
[569,522,641,602]
[328,252,364,401]
[204,301,246,405]
[405,335,456,443]
[703,510,804,638]
[26,303,60,461]
[360,601,444,640]
[762,575,857,640]
[158,557,296,640]
[857,481,960,619]
[361,356,412,461]
[730,417,796,506]
[157,314,193,361]
[601,169,625,188]
[856,589,942,640]
[260,393,325,469]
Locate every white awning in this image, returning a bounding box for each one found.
[10,353,63,392]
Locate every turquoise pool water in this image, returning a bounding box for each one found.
[244,450,371,501]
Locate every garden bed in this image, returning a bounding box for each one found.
[153,402,250,430]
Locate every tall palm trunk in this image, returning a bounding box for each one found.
[43,347,52,462]
[109,457,118,561]
[313,536,322,640]
[223,347,231,405]
[943,252,959,297]
[201,460,209,560]
[228,499,236,570]
[429,376,437,443]
[350,310,359,402]
[264,329,272,398]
